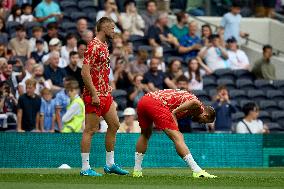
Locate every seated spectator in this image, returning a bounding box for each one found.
[8,24,30,58]
[0,17,8,45]
[127,49,148,79]
[201,24,212,46]
[62,80,84,133]
[128,74,149,108]
[43,51,66,91]
[148,13,179,49]
[42,22,65,45]
[31,39,47,64]
[75,18,88,40]
[40,88,55,132]
[29,26,48,53]
[118,107,141,133]
[170,12,189,41]
[179,21,202,61]
[184,58,210,90]
[65,51,84,92]
[0,43,7,58]
[35,0,63,23]
[120,0,145,36]
[211,85,237,132]
[77,40,87,68]
[61,33,77,65]
[17,78,41,132]
[17,58,36,94]
[0,2,9,19]
[54,76,72,132]
[176,75,190,91]
[227,37,250,70]
[166,59,183,84]
[198,34,229,72]
[143,57,176,91]
[113,55,132,91]
[236,102,269,134]
[141,0,158,34]
[146,47,166,72]
[81,29,94,44]
[20,3,34,24]
[186,0,206,16]
[7,4,22,22]
[252,45,276,80]
[96,0,121,33]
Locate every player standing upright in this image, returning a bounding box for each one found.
[133,89,217,178]
[80,17,129,176]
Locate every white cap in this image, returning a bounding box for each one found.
[123,107,136,116]
[49,38,61,46]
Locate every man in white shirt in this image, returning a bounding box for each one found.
[236,102,269,134]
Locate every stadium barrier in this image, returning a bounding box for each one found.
[0,133,283,168]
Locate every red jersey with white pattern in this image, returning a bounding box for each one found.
[146,89,204,119]
[82,37,112,97]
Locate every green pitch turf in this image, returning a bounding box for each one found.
[0,168,283,189]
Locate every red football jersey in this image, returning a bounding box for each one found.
[82,37,112,97]
[147,89,203,119]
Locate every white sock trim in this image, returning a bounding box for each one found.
[81,153,91,171]
[134,152,145,171]
[106,151,114,167]
[183,153,202,173]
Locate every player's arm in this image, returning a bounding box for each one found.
[81,64,99,97]
[172,98,202,118]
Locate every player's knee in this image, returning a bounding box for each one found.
[83,127,98,135]
[107,123,120,132]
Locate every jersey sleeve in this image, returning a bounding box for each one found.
[83,43,97,65]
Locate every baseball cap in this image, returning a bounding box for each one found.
[123,107,136,116]
[49,38,61,46]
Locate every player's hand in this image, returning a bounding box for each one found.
[92,95,100,107]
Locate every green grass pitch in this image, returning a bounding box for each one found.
[0,168,284,189]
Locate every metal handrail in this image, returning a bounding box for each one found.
[190,14,284,56]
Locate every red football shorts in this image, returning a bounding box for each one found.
[83,94,113,116]
[137,95,179,131]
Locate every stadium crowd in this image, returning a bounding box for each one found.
[0,0,284,134]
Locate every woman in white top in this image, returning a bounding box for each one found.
[60,33,77,65]
[236,102,269,134]
[7,5,22,23]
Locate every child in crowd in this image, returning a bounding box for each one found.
[7,4,22,22]
[31,39,47,63]
[40,88,55,132]
[20,3,34,24]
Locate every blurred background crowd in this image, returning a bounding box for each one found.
[0,0,284,134]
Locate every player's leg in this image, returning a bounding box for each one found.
[164,129,216,178]
[102,101,129,175]
[80,113,102,176]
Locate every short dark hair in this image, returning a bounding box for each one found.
[124,0,136,8]
[263,44,272,52]
[15,24,25,32]
[205,106,216,123]
[216,85,227,92]
[47,22,58,30]
[77,40,87,48]
[96,17,114,32]
[242,102,259,116]
[209,34,220,42]
[66,33,77,40]
[176,11,186,23]
[69,51,78,57]
[21,3,32,10]
[65,80,80,91]
[145,0,157,7]
[176,75,189,83]
[232,0,242,8]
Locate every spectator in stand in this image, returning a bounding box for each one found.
[17,58,36,94]
[20,3,34,24]
[143,57,176,91]
[176,75,190,91]
[113,55,132,91]
[178,21,202,61]
[262,0,277,18]
[128,74,149,108]
[17,78,41,132]
[42,22,65,45]
[29,26,48,53]
[184,58,211,91]
[198,34,229,72]
[0,1,9,19]
[96,0,121,32]
[170,12,189,41]
[211,85,237,132]
[120,0,145,36]
[141,0,158,34]
[118,107,141,133]
[148,13,179,49]
[35,0,62,23]
[61,33,77,65]
[54,76,72,132]
[31,39,47,64]
[65,51,84,92]
[43,51,66,91]
[165,59,183,84]
[75,18,88,40]
[127,49,148,80]
[0,17,8,45]
[0,43,7,58]
[220,1,249,42]
[201,24,212,46]
[81,29,94,44]
[236,102,269,134]
[227,37,250,70]
[77,40,87,68]
[252,45,276,80]
[39,87,55,132]
[8,24,30,58]
[7,4,22,22]
[146,47,166,72]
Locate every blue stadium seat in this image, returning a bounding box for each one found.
[266,90,284,100]
[259,100,280,112]
[87,12,97,22]
[78,1,97,12]
[137,45,153,53]
[247,90,267,101]
[214,69,235,80]
[278,101,284,110]
[70,12,88,21]
[229,89,248,101]
[166,56,184,65]
[236,79,255,90]
[254,80,275,90]
[6,21,21,35]
[217,78,236,89]
[271,111,284,127]
[203,74,217,81]
[258,111,272,123]
[232,112,245,122]
[240,100,255,108]
[117,110,124,122]
[192,90,211,101]
[208,89,217,98]
[273,80,284,91]
[191,123,207,132]
[60,1,80,12]
[112,89,127,110]
[266,122,284,132]
[23,21,42,38]
[203,78,217,91]
[234,69,255,80]
[61,22,77,33]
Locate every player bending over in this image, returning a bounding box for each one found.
[133,89,217,178]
